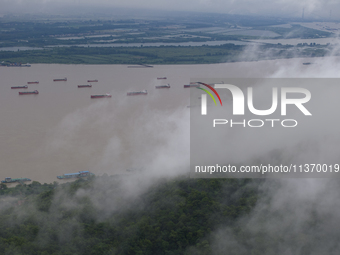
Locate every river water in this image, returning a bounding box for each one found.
[0,58,334,183]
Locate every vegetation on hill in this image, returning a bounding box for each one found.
[0,176,261,255]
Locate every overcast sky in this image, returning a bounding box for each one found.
[1,0,340,19]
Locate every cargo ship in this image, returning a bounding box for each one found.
[87,79,98,82]
[7,63,31,67]
[11,85,28,89]
[27,81,39,84]
[127,90,148,96]
[128,64,153,68]
[19,90,39,95]
[78,85,92,88]
[1,177,31,184]
[155,84,170,89]
[157,77,167,80]
[53,78,67,81]
[57,171,94,179]
[91,93,112,98]
[184,84,199,88]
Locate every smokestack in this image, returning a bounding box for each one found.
[302,8,304,20]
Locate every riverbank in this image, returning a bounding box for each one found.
[0,43,331,65]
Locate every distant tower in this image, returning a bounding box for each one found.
[302,8,304,20]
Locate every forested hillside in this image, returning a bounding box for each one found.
[0,176,260,255]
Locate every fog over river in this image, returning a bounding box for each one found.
[0,57,339,183]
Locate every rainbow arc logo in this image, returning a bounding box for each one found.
[196,82,223,106]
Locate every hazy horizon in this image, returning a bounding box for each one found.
[0,0,340,20]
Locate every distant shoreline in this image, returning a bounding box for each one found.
[0,44,331,65]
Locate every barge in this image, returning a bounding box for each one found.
[53,78,67,81]
[57,171,94,179]
[11,85,28,89]
[19,90,39,95]
[91,93,112,98]
[155,84,170,89]
[1,177,31,184]
[127,90,147,96]
[184,84,199,88]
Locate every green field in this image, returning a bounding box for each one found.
[0,43,331,65]
[0,13,335,65]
